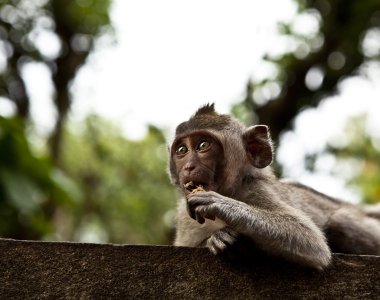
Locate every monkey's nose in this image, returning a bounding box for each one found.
[184,163,195,172]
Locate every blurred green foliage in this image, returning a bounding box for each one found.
[0,117,77,239]
[0,0,113,163]
[326,115,380,204]
[59,116,177,244]
[234,0,380,143]
[0,115,178,243]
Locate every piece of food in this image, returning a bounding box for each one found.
[184,181,205,196]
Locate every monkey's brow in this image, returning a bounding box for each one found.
[173,131,218,144]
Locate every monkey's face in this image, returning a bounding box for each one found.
[169,104,274,197]
[170,131,224,195]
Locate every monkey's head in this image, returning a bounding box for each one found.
[169,104,273,197]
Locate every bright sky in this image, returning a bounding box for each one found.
[71,0,299,138]
[2,0,380,202]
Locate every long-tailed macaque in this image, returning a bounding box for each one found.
[169,104,380,270]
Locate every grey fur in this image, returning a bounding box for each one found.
[170,105,380,270]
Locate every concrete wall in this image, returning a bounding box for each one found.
[1,238,379,299]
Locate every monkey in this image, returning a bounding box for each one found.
[169,103,380,270]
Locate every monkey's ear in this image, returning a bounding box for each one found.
[243,125,273,168]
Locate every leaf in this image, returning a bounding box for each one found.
[0,169,43,215]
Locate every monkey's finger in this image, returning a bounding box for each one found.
[187,196,213,206]
[188,205,204,221]
[188,208,197,221]
[186,201,195,220]
[217,230,237,245]
[208,245,219,255]
[208,235,234,258]
[187,199,204,220]
[195,206,209,224]
[187,198,210,220]
[205,213,216,221]
[207,238,226,255]
[195,213,205,224]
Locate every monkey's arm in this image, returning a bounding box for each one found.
[187,190,331,269]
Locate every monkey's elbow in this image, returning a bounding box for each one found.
[314,251,332,271]
[292,251,331,271]
[288,236,332,270]
[304,244,332,271]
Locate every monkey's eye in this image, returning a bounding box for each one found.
[176,145,188,155]
[197,140,211,152]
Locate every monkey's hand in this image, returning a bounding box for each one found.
[187,191,252,229]
[206,227,238,255]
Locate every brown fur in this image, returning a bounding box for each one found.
[169,104,380,270]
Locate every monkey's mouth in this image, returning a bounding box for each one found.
[184,181,207,194]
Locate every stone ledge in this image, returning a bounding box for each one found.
[1,238,379,299]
